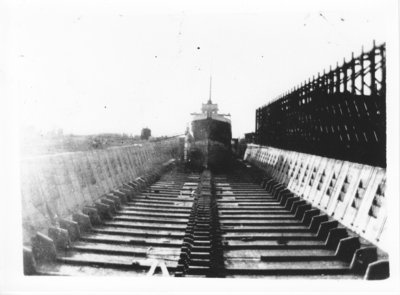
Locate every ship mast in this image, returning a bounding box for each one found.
[208,76,212,104]
[206,75,213,169]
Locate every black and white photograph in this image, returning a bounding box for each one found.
[1,0,399,294]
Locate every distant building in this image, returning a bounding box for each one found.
[140,128,151,140]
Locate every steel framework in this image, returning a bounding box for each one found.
[255,42,386,167]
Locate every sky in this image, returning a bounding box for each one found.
[4,0,389,138]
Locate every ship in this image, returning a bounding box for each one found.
[186,77,232,172]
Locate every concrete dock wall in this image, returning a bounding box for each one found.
[20,139,181,243]
[244,144,388,252]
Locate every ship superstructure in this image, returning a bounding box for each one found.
[186,77,232,171]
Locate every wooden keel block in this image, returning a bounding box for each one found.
[183,236,194,243]
[179,252,190,264]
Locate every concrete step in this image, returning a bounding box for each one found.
[92,228,185,239]
[79,235,183,247]
[56,251,178,269]
[121,206,191,214]
[113,216,189,224]
[70,242,180,257]
[222,232,317,240]
[225,259,349,270]
[219,215,296,219]
[224,248,335,258]
[125,202,193,209]
[117,210,190,218]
